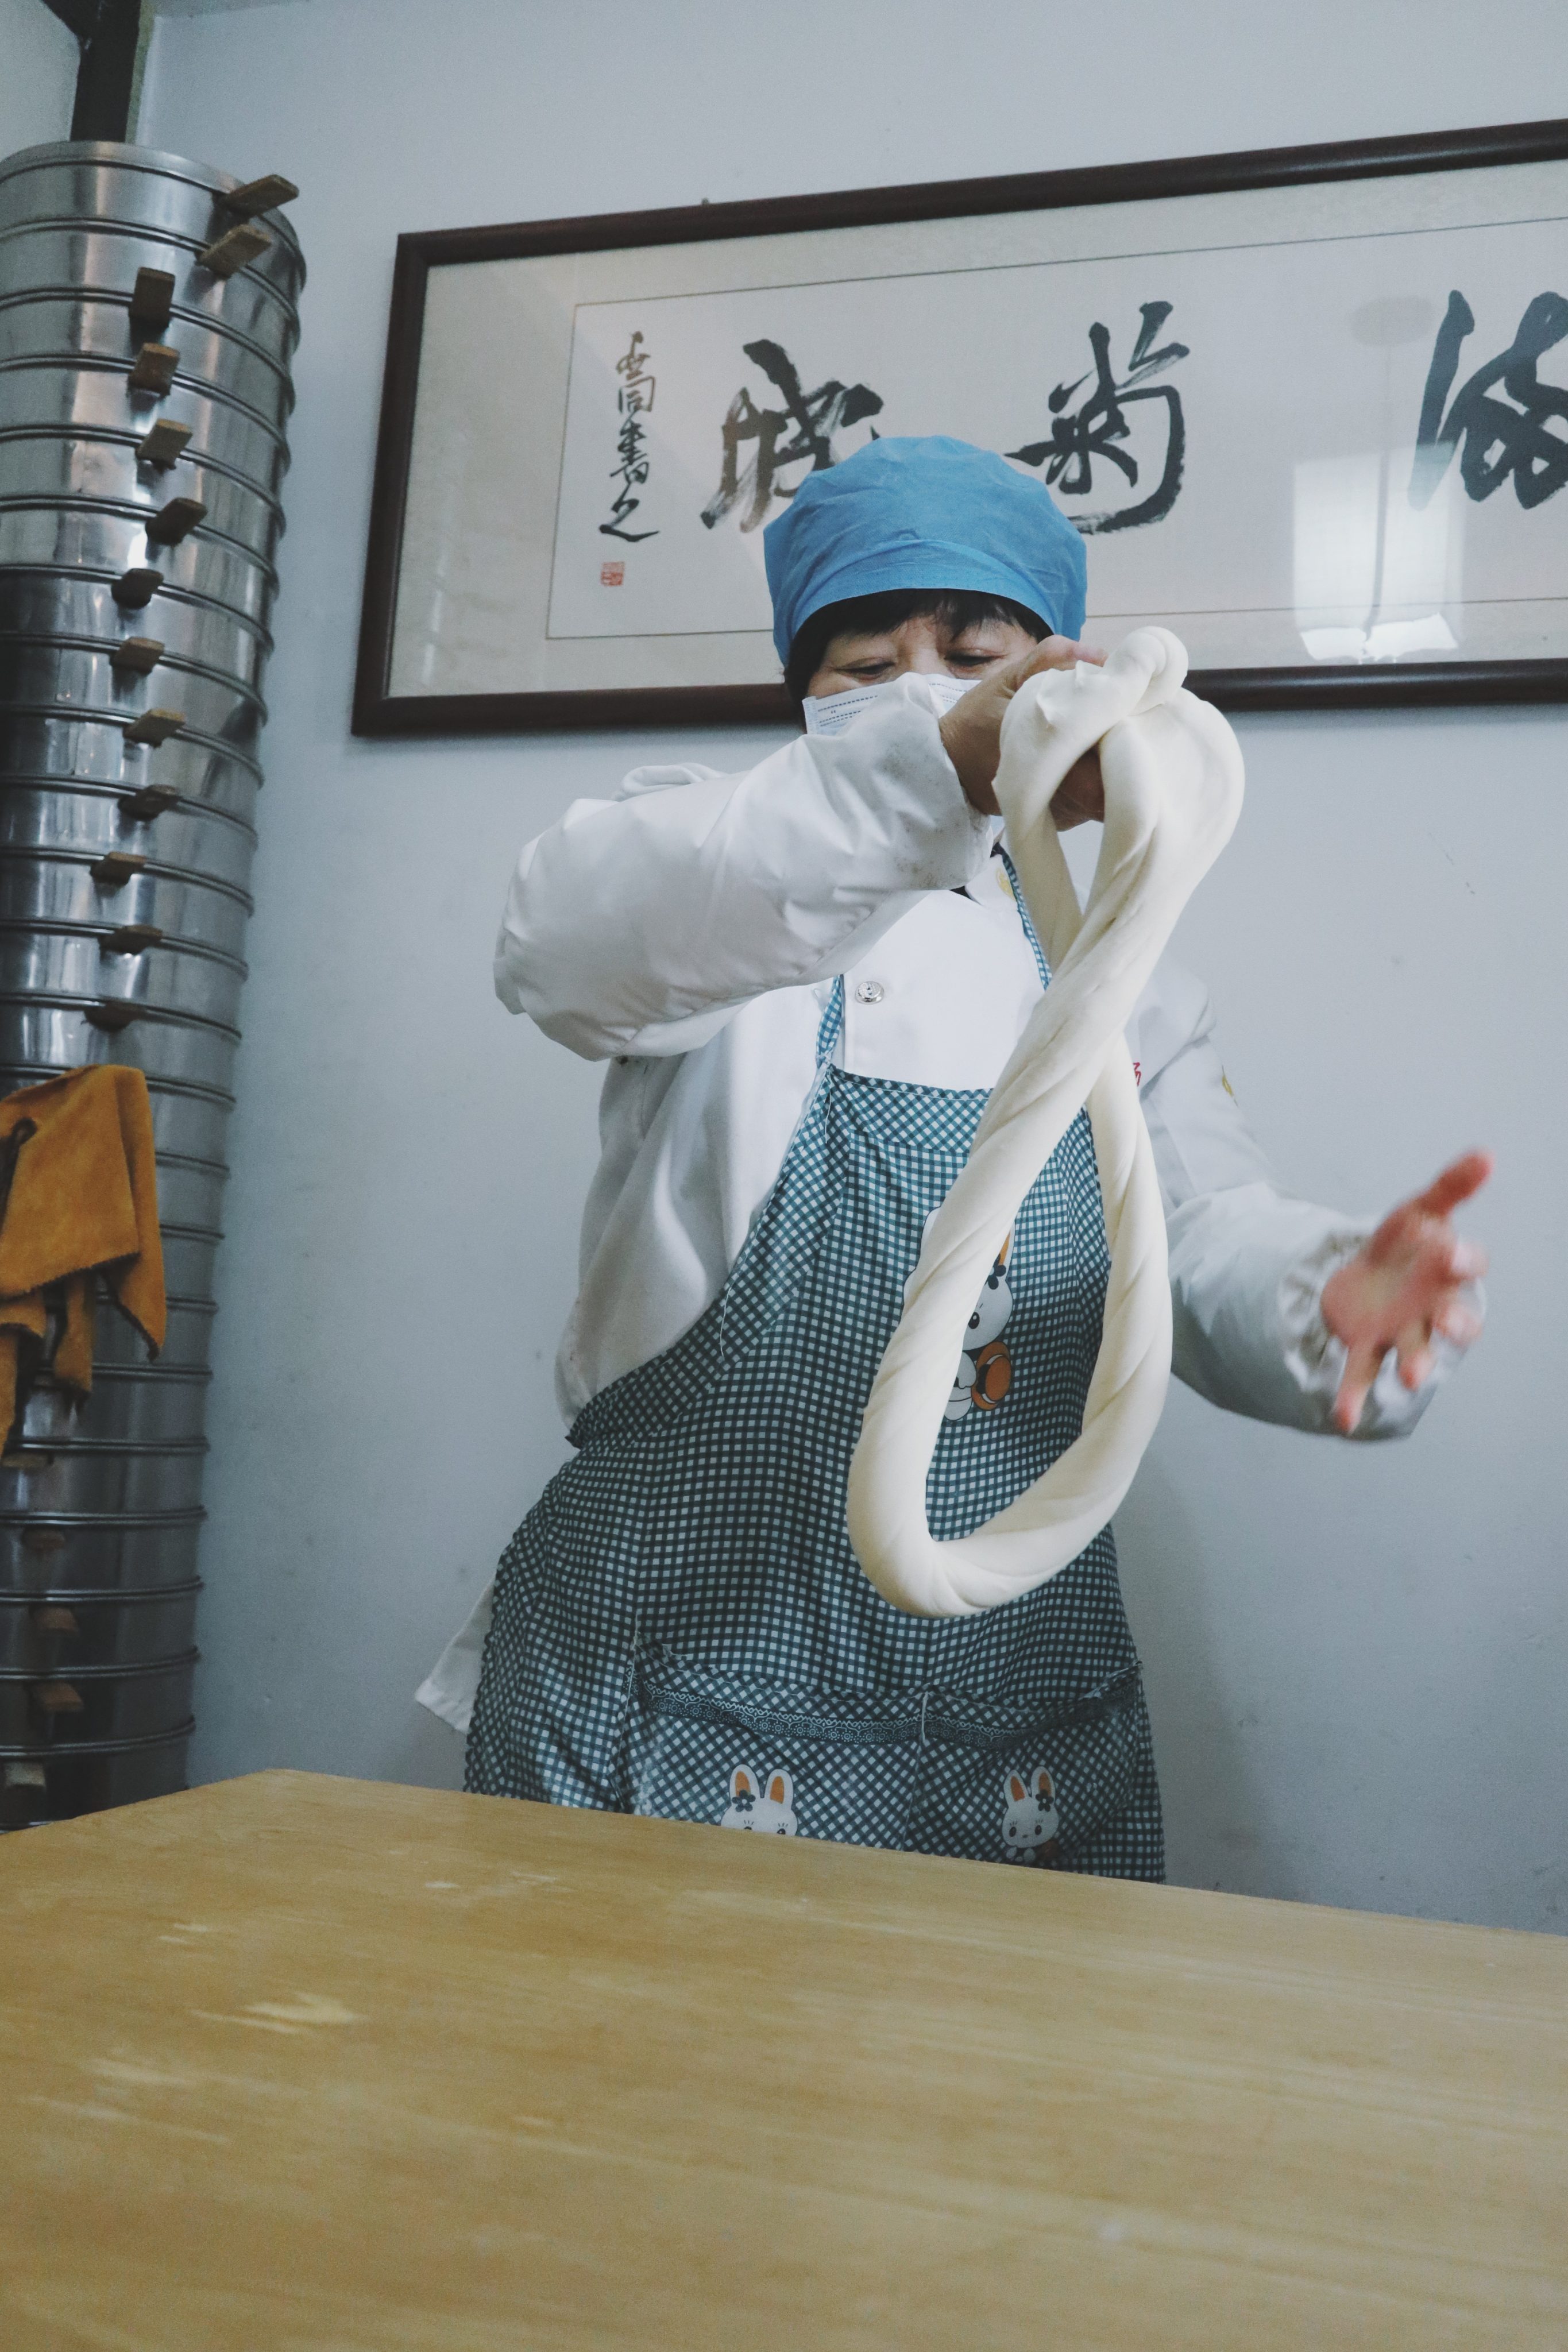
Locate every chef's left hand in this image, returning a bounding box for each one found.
[1320,1152,1492,1434]
[1049,746,1106,831]
[940,636,1105,815]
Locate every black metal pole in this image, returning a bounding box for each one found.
[37,0,145,144]
[71,0,144,141]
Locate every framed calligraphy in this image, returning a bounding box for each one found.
[354,120,1568,735]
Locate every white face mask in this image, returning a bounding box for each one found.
[801,671,978,737]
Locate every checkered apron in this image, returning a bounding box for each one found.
[467,880,1164,1879]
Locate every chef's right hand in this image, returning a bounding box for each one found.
[939,636,1106,818]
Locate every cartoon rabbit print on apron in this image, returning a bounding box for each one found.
[721,1766,798,1835]
[468,871,1164,1882]
[1001,1766,1062,1864]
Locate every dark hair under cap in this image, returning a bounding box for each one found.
[782,588,1047,708]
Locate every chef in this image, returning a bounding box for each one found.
[426,436,1488,1878]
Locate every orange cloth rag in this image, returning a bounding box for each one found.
[0,1066,165,1439]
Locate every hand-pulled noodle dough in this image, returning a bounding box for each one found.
[846,628,1246,1618]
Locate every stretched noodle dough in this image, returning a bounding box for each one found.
[845,628,1245,1618]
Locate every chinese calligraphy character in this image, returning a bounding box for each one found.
[600,330,659,544]
[701,338,884,532]
[1007,301,1188,533]
[1408,289,1568,512]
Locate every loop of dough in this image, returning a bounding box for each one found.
[845,627,1246,1619]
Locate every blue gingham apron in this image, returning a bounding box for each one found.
[467,878,1164,1879]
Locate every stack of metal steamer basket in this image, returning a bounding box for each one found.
[0,142,303,1830]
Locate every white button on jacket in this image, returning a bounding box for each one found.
[417,674,1466,1731]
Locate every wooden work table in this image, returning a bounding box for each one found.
[1,1771,1565,2349]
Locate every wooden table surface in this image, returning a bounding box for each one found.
[2,1771,1565,2351]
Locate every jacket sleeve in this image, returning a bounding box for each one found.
[1133,961,1478,1439]
[495,681,994,1060]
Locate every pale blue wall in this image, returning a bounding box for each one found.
[137,0,1568,1929]
[0,0,78,157]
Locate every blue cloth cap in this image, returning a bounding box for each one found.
[762,435,1087,665]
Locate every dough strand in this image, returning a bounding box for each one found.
[845,628,1246,1617]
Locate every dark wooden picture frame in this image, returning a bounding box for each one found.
[354,118,1568,737]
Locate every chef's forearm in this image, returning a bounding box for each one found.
[494,700,991,1058]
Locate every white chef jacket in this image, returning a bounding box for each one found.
[419,674,1462,1730]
